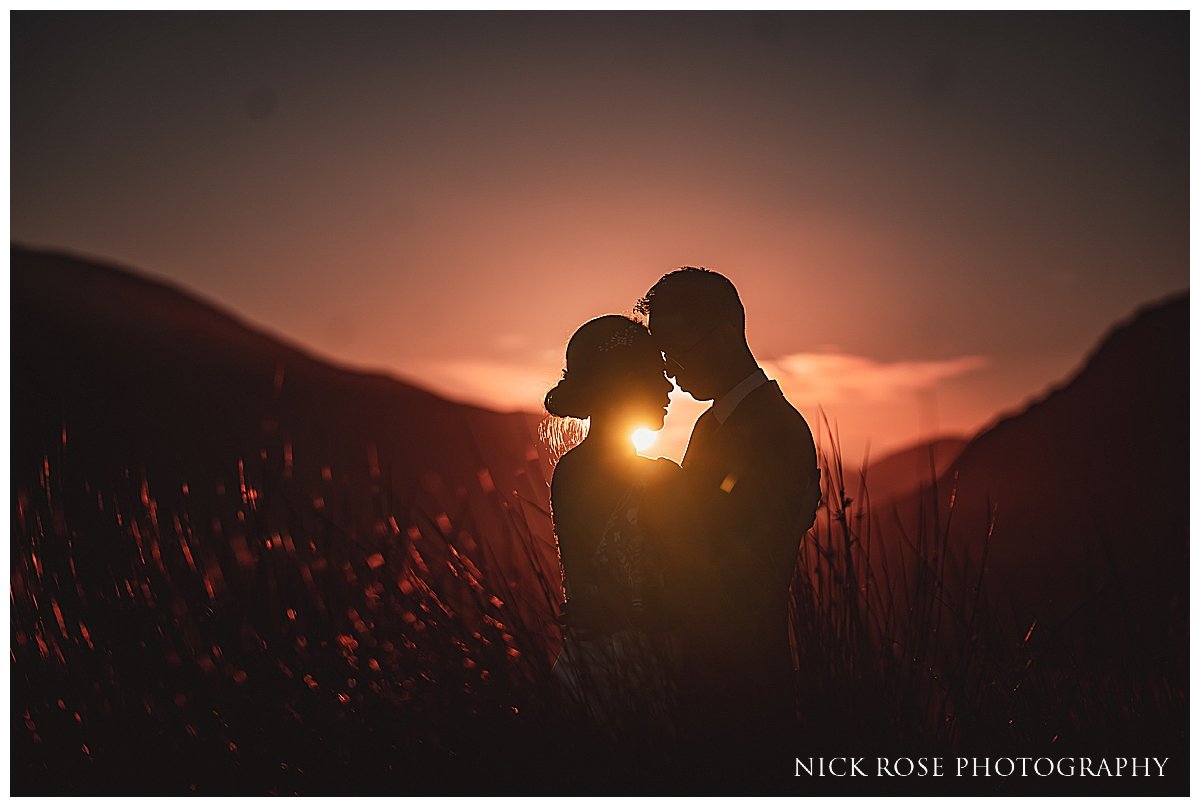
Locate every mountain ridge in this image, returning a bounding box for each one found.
[10,242,534,418]
[11,244,563,648]
[880,290,1188,643]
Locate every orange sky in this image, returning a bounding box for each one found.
[11,12,1188,464]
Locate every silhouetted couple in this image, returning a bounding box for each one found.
[544,267,821,786]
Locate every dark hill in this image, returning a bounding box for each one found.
[852,436,968,509]
[884,293,1188,656]
[11,244,550,503]
[11,245,565,793]
[11,244,560,614]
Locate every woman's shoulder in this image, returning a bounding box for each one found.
[550,444,608,511]
[550,447,587,502]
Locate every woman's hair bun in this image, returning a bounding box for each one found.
[544,374,593,419]
[544,314,651,421]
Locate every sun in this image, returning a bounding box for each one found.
[631,427,659,454]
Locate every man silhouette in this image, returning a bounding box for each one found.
[636,266,820,778]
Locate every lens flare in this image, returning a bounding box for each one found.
[631,428,658,454]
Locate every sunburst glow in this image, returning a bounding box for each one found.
[631,427,659,454]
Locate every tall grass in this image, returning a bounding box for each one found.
[11,419,575,794]
[11,413,1185,794]
[793,414,1008,753]
[791,413,1186,788]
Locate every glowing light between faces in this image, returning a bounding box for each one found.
[631,427,659,454]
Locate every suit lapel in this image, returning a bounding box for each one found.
[681,408,721,469]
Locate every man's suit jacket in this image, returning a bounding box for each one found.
[675,379,820,697]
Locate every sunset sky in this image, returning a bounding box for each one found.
[11,12,1188,464]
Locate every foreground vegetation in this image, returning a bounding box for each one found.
[11,421,1185,795]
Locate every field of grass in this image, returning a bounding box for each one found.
[10,418,1186,795]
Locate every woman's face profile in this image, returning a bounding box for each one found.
[603,346,672,432]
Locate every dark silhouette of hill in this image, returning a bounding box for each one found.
[11,243,551,496]
[11,243,560,608]
[12,245,555,541]
[11,245,568,793]
[851,436,968,509]
[881,293,1188,683]
[832,293,1190,775]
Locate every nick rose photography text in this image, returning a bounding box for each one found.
[794,757,1170,778]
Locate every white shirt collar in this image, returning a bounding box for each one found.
[711,367,769,425]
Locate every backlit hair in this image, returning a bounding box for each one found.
[635,266,745,331]
[540,314,654,462]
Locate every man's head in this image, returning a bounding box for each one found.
[636,267,754,401]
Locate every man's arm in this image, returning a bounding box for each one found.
[684,425,820,617]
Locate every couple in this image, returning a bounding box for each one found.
[544,267,821,766]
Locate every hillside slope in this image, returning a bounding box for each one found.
[11,242,562,661]
[886,293,1188,643]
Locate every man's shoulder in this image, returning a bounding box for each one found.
[708,383,817,484]
[728,381,815,444]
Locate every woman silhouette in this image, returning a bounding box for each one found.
[542,314,681,732]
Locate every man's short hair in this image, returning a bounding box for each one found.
[636,266,746,331]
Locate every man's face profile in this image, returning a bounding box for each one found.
[649,309,715,401]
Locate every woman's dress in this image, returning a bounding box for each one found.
[550,464,679,736]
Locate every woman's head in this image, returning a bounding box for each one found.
[544,315,672,430]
